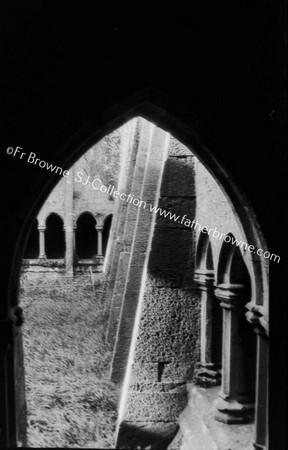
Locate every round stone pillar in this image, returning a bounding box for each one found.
[38,225,46,259]
[96,225,103,257]
[64,225,74,274]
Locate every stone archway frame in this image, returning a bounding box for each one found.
[7,87,269,449]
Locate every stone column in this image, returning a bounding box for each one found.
[214,283,254,423]
[73,225,77,260]
[38,226,46,259]
[194,269,221,386]
[246,303,269,450]
[96,225,103,259]
[65,168,74,274]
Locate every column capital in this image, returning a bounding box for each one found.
[95,225,103,231]
[37,225,46,231]
[64,225,77,232]
[245,302,269,337]
[194,362,221,387]
[215,283,247,309]
[194,269,215,291]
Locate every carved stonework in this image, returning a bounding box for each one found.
[194,269,214,291]
[194,362,221,387]
[245,302,269,337]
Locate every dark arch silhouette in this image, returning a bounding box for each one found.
[45,213,65,259]
[23,220,39,259]
[6,89,269,450]
[103,214,113,257]
[76,212,97,259]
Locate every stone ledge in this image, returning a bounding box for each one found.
[171,384,254,450]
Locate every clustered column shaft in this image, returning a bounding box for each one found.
[214,282,254,423]
[194,268,221,386]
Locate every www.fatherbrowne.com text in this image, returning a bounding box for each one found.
[6,147,280,264]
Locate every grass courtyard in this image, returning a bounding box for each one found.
[19,273,118,448]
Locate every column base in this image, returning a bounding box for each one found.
[93,255,104,265]
[65,268,74,277]
[215,394,254,424]
[194,363,221,387]
[253,444,267,450]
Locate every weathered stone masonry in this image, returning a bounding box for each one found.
[104,123,268,449]
[107,135,201,448]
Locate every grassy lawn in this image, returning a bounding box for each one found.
[19,273,118,448]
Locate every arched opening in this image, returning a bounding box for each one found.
[45,213,65,259]
[75,213,97,260]
[102,214,113,257]
[9,103,268,450]
[23,220,39,259]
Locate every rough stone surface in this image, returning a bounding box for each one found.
[125,390,187,422]
[148,228,193,271]
[168,136,193,158]
[134,279,200,365]
[160,156,195,197]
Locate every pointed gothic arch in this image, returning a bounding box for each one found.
[195,232,214,271]
[3,90,269,449]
